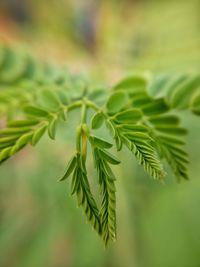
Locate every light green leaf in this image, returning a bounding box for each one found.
[98,149,120,165]
[0,147,12,162]
[48,116,58,140]
[59,155,77,181]
[106,91,129,114]
[16,132,33,147]
[106,120,116,138]
[91,112,104,129]
[114,75,147,93]
[8,119,39,127]
[114,108,142,123]
[91,136,113,149]
[0,127,31,135]
[31,125,47,146]
[24,106,49,117]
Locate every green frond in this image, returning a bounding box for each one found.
[0,43,200,247]
[148,115,189,181]
[108,116,165,180]
[92,146,118,246]
[70,153,101,235]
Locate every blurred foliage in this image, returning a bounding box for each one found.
[0,0,200,267]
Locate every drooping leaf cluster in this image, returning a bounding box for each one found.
[0,44,200,246]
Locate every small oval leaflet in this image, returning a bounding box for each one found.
[48,116,58,140]
[114,75,147,94]
[106,91,129,114]
[114,108,142,123]
[31,124,47,146]
[91,112,104,129]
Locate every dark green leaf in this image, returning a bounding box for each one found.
[142,98,169,116]
[155,125,188,136]
[149,115,180,125]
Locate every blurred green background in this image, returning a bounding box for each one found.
[0,0,200,266]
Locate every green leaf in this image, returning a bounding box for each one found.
[131,93,152,107]
[93,147,117,246]
[121,124,149,133]
[88,88,107,105]
[59,155,77,181]
[0,135,19,145]
[141,98,169,116]
[24,106,49,117]
[170,75,200,109]
[115,135,123,151]
[91,136,113,149]
[114,108,142,123]
[0,147,12,162]
[114,75,147,93]
[191,92,200,115]
[158,135,185,146]
[124,131,150,141]
[106,91,129,114]
[8,119,39,127]
[48,116,58,140]
[98,149,120,165]
[70,154,101,235]
[91,112,104,129]
[15,132,33,148]
[155,125,188,136]
[106,120,116,138]
[149,115,180,126]
[31,124,47,146]
[155,135,189,182]
[0,127,31,136]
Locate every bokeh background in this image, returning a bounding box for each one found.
[0,0,200,266]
